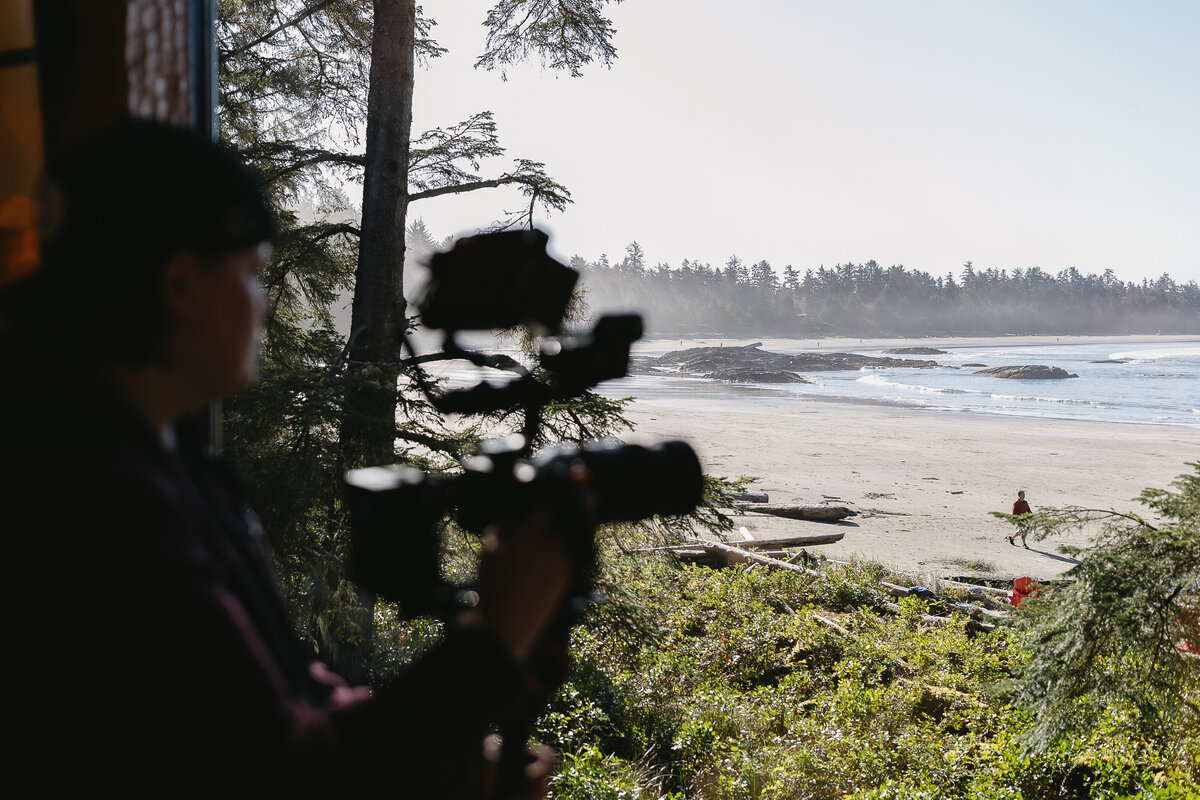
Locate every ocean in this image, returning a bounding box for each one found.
[603,338,1200,429]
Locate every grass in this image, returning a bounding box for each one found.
[945,557,998,573]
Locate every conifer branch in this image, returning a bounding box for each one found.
[223,0,338,57]
[407,176,525,202]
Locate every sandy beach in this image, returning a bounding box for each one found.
[617,336,1200,583]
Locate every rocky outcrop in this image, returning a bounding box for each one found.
[632,346,939,383]
[973,365,1078,380]
[883,347,947,355]
[705,369,809,384]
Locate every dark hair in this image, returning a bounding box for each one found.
[28,117,276,365]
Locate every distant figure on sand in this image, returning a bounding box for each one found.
[1008,490,1033,548]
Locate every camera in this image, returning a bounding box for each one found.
[343,228,704,619]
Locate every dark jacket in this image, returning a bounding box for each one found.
[1,362,523,798]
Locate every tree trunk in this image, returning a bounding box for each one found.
[328,0,417,684]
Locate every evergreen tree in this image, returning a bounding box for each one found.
[750,259,777,290]
[782,264,800,292]
[995,465,1200,751]
[218,0,629,681]
[725,255,747,286]
[622,240,646,277]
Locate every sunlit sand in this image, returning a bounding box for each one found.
[619,335,1200,583]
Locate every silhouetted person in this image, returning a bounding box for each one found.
[0,118,568,799]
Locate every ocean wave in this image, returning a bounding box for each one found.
[1108,346,1200,361]
[877,394,929,407]
[989,392,1107,407]
[855,373,984,395]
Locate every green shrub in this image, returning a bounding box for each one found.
[535,545,1198,798]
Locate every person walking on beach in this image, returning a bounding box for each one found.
[1008,489,1033,548]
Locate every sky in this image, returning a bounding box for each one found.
[403,0,1200,285]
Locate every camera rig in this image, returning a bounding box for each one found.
[342,228,704,619]
[341,228,704,797]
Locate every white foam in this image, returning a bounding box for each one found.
[1109,346,1200,361]
[857,373,984,396]
[989,392,1102,407]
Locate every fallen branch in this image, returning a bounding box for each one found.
[811,613,852,637]
[938,577,1012,597]
[879,582,1011,622]
[810,613,915,673]
[882,601,997,633]
[681,538,821,575]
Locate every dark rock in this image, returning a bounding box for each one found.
[644,347,938,386]
[974,365,1078,380]
[1091,359,1127,364]
[705,369,809,384]
[961,363,987,368]
[884,347,947,355]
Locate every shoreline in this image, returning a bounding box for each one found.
[608,376,1200,431]
[615,332,1200,433]
[634,332,1200,354]
[618,389,1199,584]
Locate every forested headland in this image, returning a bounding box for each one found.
[572,243,1200,337]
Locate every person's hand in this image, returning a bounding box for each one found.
[308,661,371,707]
[481,734,557,800]
[474,505,573,660]
[474,462,593,659]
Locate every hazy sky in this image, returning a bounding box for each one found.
[405,1,1200,285]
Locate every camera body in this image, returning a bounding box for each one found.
[344,436,702,617]
[342,228,704,619]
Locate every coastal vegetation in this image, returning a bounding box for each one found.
[527,465,1200,799]
[575,247,1200,338]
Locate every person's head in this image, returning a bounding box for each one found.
[1017,490,1026,499]
[30,117,276,399]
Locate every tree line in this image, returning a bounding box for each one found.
[575,243,1200,337]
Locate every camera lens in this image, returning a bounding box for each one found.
[574,439,704,523]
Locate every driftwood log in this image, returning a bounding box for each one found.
[736,504,855,521]
[652,540,1009,630]
[641,532,845,559]
[938,577,1012,597]
[679,538,822,574]
[880,582,1009,622]
[883,601,997,633]
[726,533,845,549]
